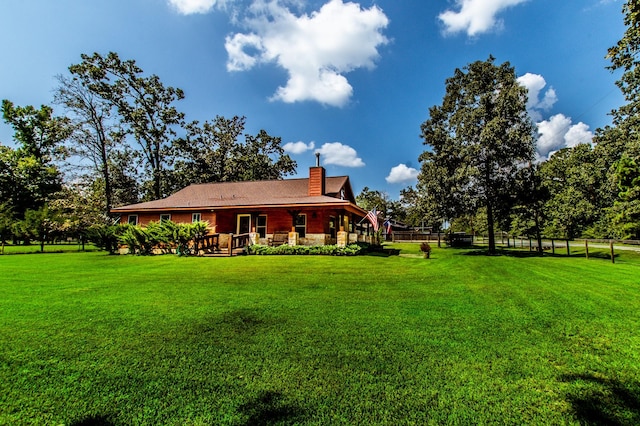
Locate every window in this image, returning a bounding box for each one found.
[256,215,267,238]
[160,214,171,222]
[237,214,251,234]
[192,213,201,223]
[295,214,306,237]
[329,216,336,238]
[127,215,138,225]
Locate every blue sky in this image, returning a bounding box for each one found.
[0,0,625,199]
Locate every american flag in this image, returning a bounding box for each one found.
[383,219,392,234]
[366,207,379,231]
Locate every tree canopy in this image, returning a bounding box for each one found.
[419,56,535,253]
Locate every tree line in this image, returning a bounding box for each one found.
[0,52,296,246]
[359,1,640,254]
[2,1,638,253]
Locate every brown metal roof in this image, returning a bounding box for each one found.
[111,176,366,215]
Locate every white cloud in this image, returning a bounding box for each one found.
[168,0,228,14]
[385,164,419,184]
[517,73,557,122]
[225,0,389,107]
[316,142,365,167]
[283,140,314,154]
[439,0,529,36]
[536,114,593,159]
[564,122,594,148]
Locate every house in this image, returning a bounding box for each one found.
[111,158,374,247]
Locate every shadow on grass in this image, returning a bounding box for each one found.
[235,391,307,426]
[561,374,640,425]
[70,415,117,426]
[365,247,401,257]
[453,246,543,257]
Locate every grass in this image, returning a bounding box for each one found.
[1,242,98,255]
[1,245,640,425]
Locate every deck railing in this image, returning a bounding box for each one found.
[194,234,220,253]
[193,233,250,256]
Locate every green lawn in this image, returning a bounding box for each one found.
[1,245,640,425]
[1,242,98,255]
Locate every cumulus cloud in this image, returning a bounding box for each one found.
[439,0,529,36]
[316,142,365,167]
[168,0,228,14]
[517,73,557,122]
[283,141,315,154]
[225,0,389,107]
[536,114,593,160]
[386,164,419,184]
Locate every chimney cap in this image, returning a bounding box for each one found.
[315,152,320,167]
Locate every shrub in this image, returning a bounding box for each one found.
[87,224,126,254]
[420,242,432,258]
[118,225,154,255]
[246,243,363,256]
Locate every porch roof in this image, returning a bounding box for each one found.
[111,176,367,216]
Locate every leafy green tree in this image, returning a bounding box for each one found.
[236,129,297,181]
[172,116,296,188]
[0,203,14,249]
[1,101,71,218]
[19,205,64,252]
[607,0,640,130]
[355,186,405,223]
[510,164,549,254]
[419,57,535,253]
[69,52,185,200]
[540,145,607,239]
[356,186,391,213]
[609,154,640,238]
[398,186,428,227]
[593,1,640,238]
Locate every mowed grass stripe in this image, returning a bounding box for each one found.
[1,247,639,425]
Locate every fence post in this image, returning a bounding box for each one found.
[438,233,441,248]
[529,238,532,252]
[552,239,555,255]
[566,240,570,256]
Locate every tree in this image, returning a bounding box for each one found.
[597,1,640,238]
[236,129,297,181]
[538,145,601,239]
[398,186,427,227]
[54,74,123,217]
[609,154,640,238]
[172,116,296,188]
[0,203,14,250]
[355,186,404,220]
[1,101,71,218]
[607,0,640,130]
[419,57,535,253]
[19,205,64,252]
[510,164,549,254]
[69,52,185,200]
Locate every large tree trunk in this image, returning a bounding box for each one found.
[534,210,544,255]
[487,202,496,254]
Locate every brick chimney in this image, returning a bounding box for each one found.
[308,152,325,196]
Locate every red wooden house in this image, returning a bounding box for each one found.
[111,163,373,246]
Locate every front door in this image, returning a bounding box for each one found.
[237,214,251,234]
